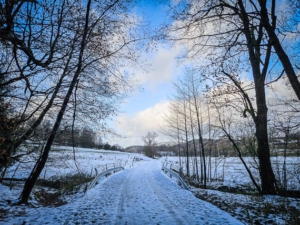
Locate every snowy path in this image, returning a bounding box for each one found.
[114,161,193,224]
[3,160,242,225]
[78,160,242,225]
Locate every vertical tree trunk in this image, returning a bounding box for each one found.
[207,100,212,183]
[190,73,206,187]
[194,97,206,187]
[237,0,277,194]
[188,100,199,181]
[19,0,92,204]
[199,103,206,188]
[254,73,277,195]
[176,116,182,170]
[183,101,190,178]
[283,127,289,192]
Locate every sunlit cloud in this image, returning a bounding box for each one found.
[114,101,171,147]
[129,43,184,90]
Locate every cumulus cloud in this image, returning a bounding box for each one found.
[113,101,172,147]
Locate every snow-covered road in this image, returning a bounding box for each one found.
[80,160,242,225]
[3,160,242,224]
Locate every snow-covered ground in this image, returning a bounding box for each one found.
[162,156,300,191]
[0,147,299,224]
[162,156,300,224]
[2,161,242,224]
[5,146,146,180]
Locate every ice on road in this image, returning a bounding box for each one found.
[5,160,242,225]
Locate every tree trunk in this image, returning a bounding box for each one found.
[254,74,277,194]
[259,0,300,100]
[207,100,212,183]
[194,96,206,187]
[176,116,182,169]
[238,0,278,194]
[183,101,190,178]
[189,101,199,181]
[19,0,92,204]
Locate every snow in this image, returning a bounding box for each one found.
[162,156,300,224]
[162,156,300,191]
[5,147,147,180]
[0,147,299,224]
[191,187,300,224]
[1,157,242,224]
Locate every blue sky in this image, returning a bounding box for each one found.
[103,0,299,148]
[111,44,185,147]
[106,1,294,148]
[106,1,185,147]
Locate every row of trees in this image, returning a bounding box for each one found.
[164,68,300,194]
[0,0,144,204]
[162,0,300,195]
[1,0,299,205]
[163,71,209,187]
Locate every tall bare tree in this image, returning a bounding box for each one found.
[0,0,70,170]
[9,0,145,204]
[161,99,184,168]
[163,86,191,177]
[165,0,295,194]
[0,0,142,174]
[185,70,207,187]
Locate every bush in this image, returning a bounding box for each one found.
[37,173,94,192]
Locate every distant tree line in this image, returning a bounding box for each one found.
[28,120,121,150]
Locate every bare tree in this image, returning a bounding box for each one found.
[15,0,144,204]
[185,70,207,187]
[0,0,71,170]
[211,99,262,193]
[142,132,158,158]
[0,0,142,174]
[165,0,290,194]
[162,93,190,176]
[161,99,184,168]
[268,86,300,192]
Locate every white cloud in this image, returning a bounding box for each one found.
[113,101,172,147]
[130,43,184,90]
[266,76,298,100]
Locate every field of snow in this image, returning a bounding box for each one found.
[4,146,148,181]
[162,156,300,191]
[0,147,299,224]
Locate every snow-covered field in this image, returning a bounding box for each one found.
[0,147,299,224]
[5,146,147,180]
[162,156,300,191]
